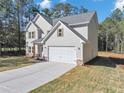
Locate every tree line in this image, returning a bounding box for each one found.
[99,8,124,53]
[0,0,36,56]
[0,0,88,56]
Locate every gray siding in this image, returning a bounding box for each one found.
[82,13,98,63]
[88,13,98,58]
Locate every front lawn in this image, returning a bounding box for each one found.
[0,56,37,72]
[30,52,124,93]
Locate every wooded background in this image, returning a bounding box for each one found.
[0,0,124,56]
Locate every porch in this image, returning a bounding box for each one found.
[33,44,43,59]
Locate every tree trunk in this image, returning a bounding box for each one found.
[0,43,1,56]
[106,31,108,51]
[17,8,21,54]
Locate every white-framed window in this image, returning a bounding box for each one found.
[32,32,35,38]
[28,46,31,53]
[57,28,64,37]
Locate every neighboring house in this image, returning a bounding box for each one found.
[25,11,98,65]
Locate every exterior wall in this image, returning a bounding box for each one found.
[82,14,98,63]
[71,14,98,63]
[42,23,83,62]
[26,23,38,57]
[88,14,98,59]
[83,43,93,63]
[38,29,42,39]
[72,25,90,64]
[73,25,88,39]
[35,14,53,37]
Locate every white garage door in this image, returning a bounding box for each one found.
[49,47,76,64]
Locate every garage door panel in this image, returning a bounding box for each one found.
[49,47,76,64]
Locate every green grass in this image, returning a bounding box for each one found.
[0,56,36,72]
[30,56,124,93]
[1,48,25,51]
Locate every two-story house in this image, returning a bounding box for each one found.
[25,11,98,65]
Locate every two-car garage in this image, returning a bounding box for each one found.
[48,47,76,64]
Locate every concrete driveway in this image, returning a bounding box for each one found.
[0,62,76,93]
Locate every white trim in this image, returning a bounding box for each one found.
[25,14,39,31]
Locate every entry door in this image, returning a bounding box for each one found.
[49,47,76,64]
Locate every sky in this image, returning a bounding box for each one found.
[35,0,124,23]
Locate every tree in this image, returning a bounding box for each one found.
[14,0,35,54]
[42,8,53,17]
[98,8,124,53]
[111,8,123,21]
[41,3,88,18]
[0,0,36,56]
[79,6,88,13]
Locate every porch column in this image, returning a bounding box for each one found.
[34,44,39,57]
[33,43,35,57]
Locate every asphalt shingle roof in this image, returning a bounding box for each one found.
[38,11,96,26]
[52,11,96,26]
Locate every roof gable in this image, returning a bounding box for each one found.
[25,21,38,31]
[39,20,87,44]
[25,13,53,31]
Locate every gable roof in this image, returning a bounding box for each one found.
[27,11,96,44]
[25,20,43,33]
[40,14,53,25]
[52,11,96,26]
[26,11,96,31]
[33,22,44,33]
[38,20,87,44]
[25,21,32,31]
[25,13,53,31]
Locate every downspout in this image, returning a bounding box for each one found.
[81,42,84,65]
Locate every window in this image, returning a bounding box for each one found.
[57,28,64,37]
[28,47,31,53]
[32,32,35,38]
[29,32,31,39]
